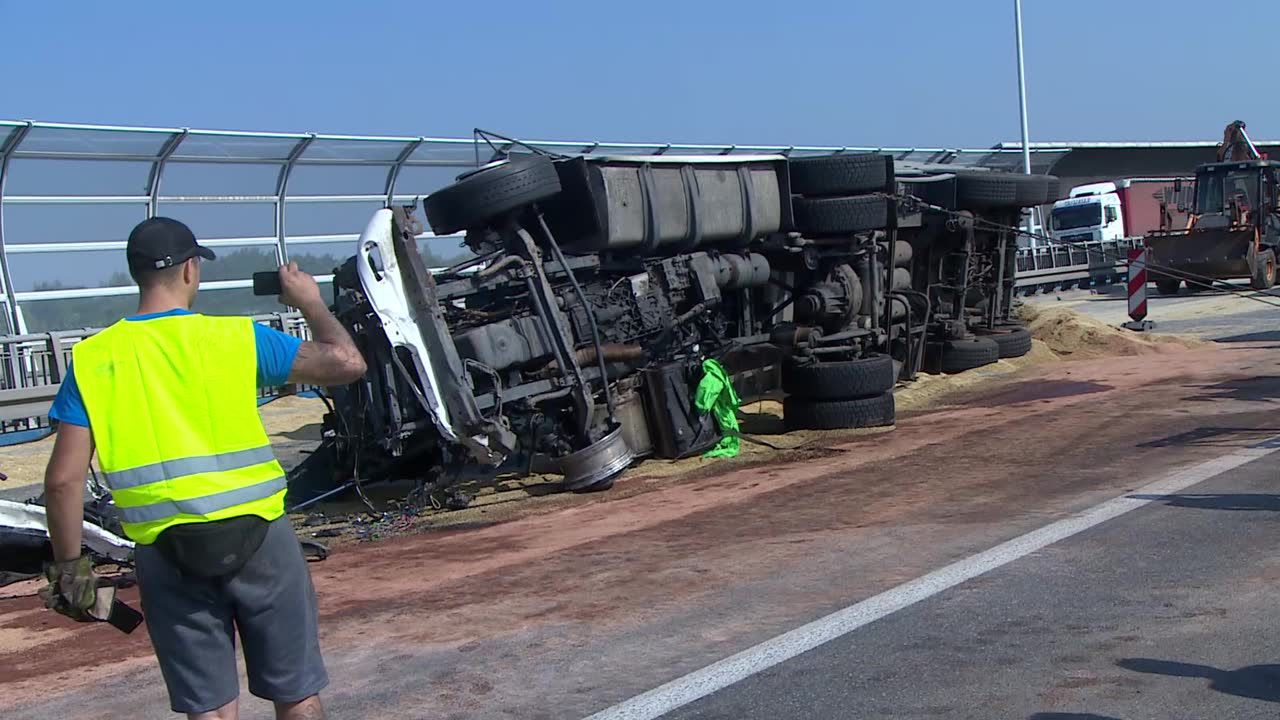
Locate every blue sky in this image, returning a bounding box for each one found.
[4,0,1276,147]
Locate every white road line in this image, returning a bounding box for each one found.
[584,437,1280,720]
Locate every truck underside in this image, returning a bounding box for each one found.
[302,149,1061,502]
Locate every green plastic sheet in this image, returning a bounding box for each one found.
[693,358,741,458]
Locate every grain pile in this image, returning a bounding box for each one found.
[1017,303,1206,358]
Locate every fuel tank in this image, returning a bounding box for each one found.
[542,154,792,255]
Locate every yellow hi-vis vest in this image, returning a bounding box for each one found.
[72,314,286,545]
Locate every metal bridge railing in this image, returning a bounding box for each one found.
[1014,238,1140,291]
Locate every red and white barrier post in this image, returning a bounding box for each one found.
[1123,245,1154,331]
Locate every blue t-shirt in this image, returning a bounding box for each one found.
[48,309,302,428]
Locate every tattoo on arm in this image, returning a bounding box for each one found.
[288,301,366,386]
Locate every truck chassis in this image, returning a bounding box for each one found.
[304,147,1060,502]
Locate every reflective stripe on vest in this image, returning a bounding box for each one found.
[117,476,286,524]
[72,314,286,544]
[104,445,277,489]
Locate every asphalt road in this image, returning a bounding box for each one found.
[657,453,1280,720]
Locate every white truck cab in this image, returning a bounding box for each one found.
[1049,182,1124,243]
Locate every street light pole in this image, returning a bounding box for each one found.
[1014,0,1032,175]
[1014,0,1038,243]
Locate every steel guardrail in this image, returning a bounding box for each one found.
[1014,238,1138,294]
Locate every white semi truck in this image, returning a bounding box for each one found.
[1049,178,1189,245]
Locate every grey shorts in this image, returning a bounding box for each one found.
[135,516,329,714]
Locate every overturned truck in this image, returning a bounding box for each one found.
[315,150,1059,497]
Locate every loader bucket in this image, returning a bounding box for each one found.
[1145,227,1255,280]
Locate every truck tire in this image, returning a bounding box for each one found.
[954,173,1017,210]
[1010,175,1050,207]
[975,324,1033,359]
[424,155,562,235]
[793,195,890,235]
[782,354,896,400]
[1154,277,1182,296]
[789,153,890,197]
[783,392,896,431]
[1251,249,1277,290]
[939,336,1000,374]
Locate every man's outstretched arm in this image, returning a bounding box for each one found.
[44,423,94,561]
[278,262,367,387]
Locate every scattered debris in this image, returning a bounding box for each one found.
[350,505,422,542]
[303,512,329,527]
[441,488,473,511]
[0,570,39,588]
[299,540,330,562]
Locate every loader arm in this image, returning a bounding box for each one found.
[1217,120,1261,163]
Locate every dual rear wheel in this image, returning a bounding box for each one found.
[781,354,896,431]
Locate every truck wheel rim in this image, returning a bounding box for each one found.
[561,426,634,490]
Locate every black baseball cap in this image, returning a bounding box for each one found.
[126,217,216,273]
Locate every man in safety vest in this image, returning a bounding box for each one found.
[41,217,367,720]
